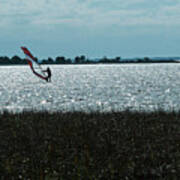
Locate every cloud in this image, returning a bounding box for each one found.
[0,0,180,29]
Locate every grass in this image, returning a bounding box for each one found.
[0,110,179,179]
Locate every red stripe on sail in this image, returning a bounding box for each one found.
[21,47,36,60]
[27,59,47,80]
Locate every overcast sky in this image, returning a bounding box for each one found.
[0,0,180,59]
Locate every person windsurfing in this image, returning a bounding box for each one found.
[43,67,52,82]
[21,47,50,81]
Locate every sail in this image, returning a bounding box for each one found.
[21,47,47,80]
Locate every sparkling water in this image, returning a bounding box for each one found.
[1,64,180,112]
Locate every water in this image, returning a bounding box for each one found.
[1,64,180,112]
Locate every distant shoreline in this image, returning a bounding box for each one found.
[0,55,179,65]
[0,60,179,66]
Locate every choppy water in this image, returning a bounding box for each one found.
[1,64,180,112]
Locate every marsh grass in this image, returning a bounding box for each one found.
[0,110,179,179]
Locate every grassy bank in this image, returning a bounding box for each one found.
[0,110,179,179]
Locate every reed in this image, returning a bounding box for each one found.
[0,110,179,179]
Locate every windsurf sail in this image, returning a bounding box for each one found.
[21,47,47,81]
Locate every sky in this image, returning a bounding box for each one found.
[0,0,180,60]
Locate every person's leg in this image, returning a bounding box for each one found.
[45,77,48,82]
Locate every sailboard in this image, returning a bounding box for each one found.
[21,47,47,81]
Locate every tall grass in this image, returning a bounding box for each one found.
[0,110,179,179]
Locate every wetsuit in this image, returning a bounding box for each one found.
[45,67,52,82]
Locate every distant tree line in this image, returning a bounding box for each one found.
[0,55,177,65]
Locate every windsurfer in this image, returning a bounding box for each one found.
[43,67,52,82]
[21,47,51,82]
